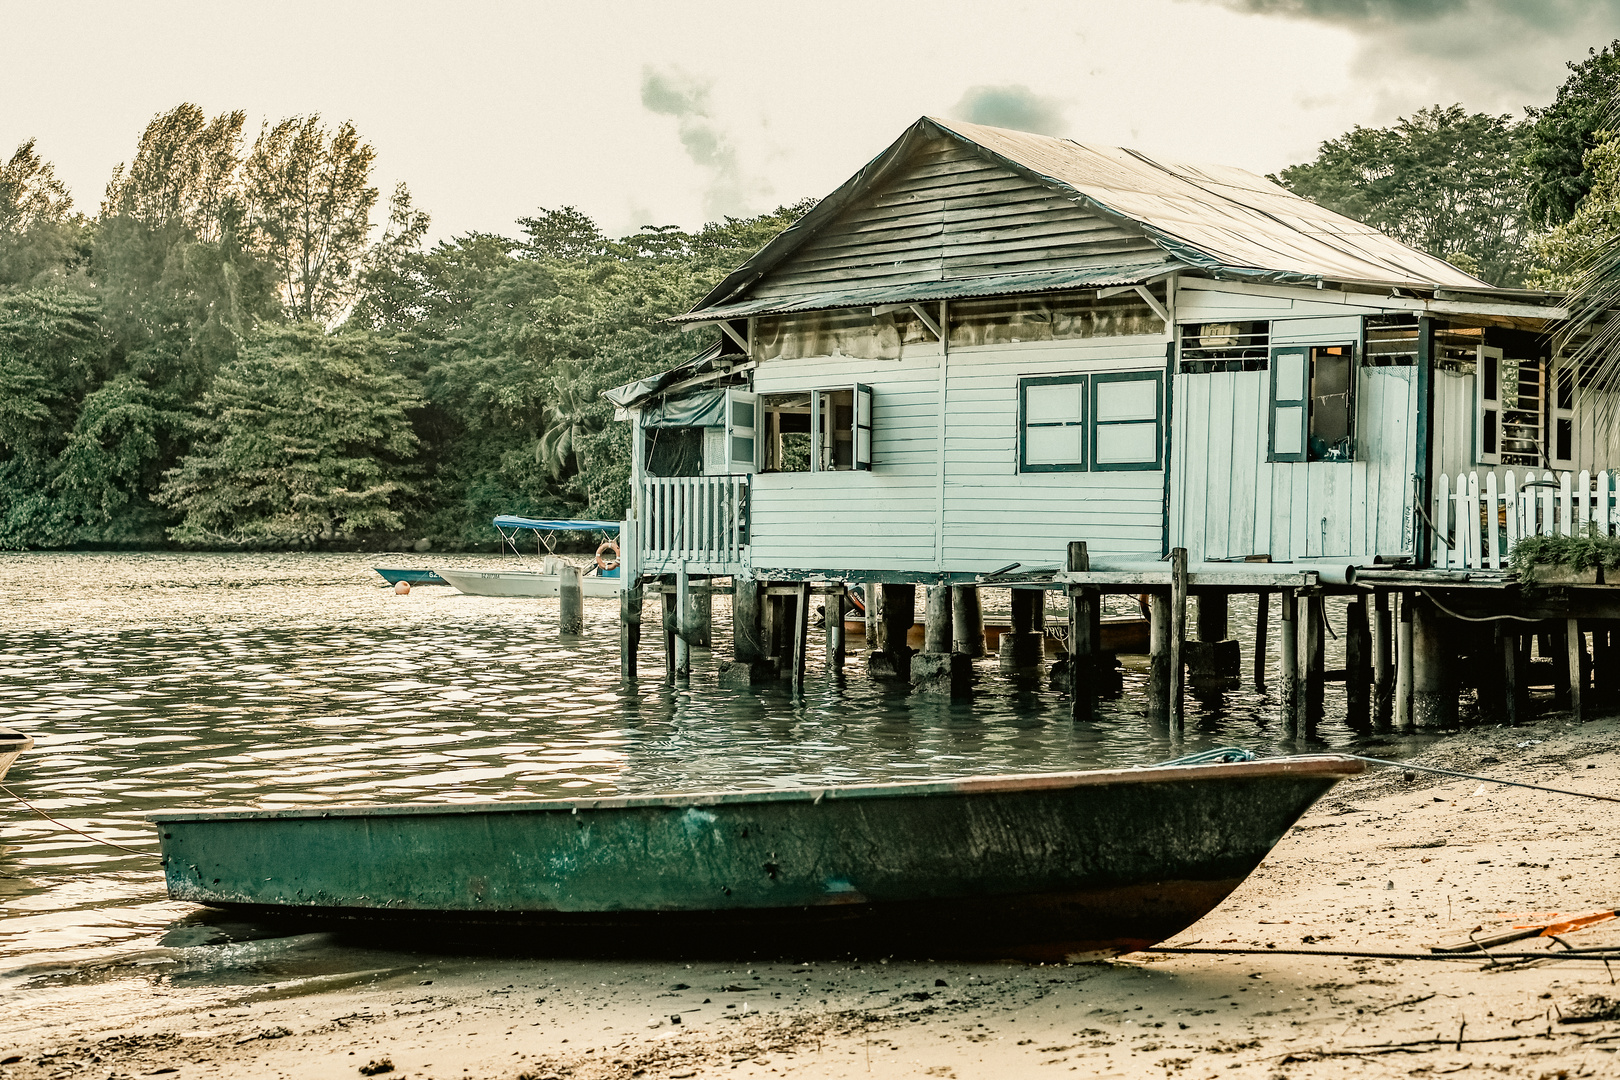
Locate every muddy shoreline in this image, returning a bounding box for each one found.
[6,716,1620,1079]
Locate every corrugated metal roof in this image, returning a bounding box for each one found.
[671,260,1182,323]
[686,117,1492,319]
[938,120,1487,288]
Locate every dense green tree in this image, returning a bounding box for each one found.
[1529,136,1620,290]
[157,324,420,545]
[1275,105,1530,285]
[244,116,379,322]
[0,288,105,547]
[0,139,85,287]
[1524,41,1620,228]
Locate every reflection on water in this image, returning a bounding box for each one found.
[0,552,1385,1022]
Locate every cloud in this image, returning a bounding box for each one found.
[640,65,769,221]
[950,84,1067,136]
[1202,0,1620,115]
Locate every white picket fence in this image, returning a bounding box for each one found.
[638,475,749,573]
[1433,469,1620,571]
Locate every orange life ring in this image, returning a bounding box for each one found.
[595,540,621,572]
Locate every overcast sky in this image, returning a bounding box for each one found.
[4,0,1619,243]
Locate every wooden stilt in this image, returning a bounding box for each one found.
[1253,590,1269,688]
[792,581,810,694]
[1169,547,1188,735]
[1567,618,1583,721]
[1501,626,1520,725]
[1395,593,1414,730]
[1279,590,1298,736]
[1346,597,1370,731]
[673,563,691,678]
[1148,591,1170,721]
[1068,541,1094,721]
[826,585,846,673]
[662,586,677,684]
[1303,592,1324,737]
[1372,591,1393,727]
[619,583,641,680]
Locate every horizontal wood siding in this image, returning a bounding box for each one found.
[942,337,1167,570]
[1176,285,1385,324]
[749,139,1162,302]
[748,349,944,571]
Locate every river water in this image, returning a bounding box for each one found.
[0,551,1390,1033]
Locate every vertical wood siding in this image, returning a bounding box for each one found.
[749,140,1164,302]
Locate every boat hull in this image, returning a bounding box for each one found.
[436,567,623,598]
[374,568,448,586]
[0,728,31,782]
[151,757,1359,959]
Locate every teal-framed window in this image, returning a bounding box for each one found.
[1092,370,1164,471]
[1018,370,1163,473]
[1019,375,1087,472]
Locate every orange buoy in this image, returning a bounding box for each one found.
[394,580,411,595]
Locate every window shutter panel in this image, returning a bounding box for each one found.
[1269,347,1308,462]
[1477,345,1502,465]
[853,383,873,470]
[725,389,759,474]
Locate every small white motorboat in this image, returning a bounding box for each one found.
[438,515,626,599]
[436,567,624,598]
[0,729,32,782]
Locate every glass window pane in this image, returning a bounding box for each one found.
[1275,351,1306,401]
[1095,421,1158,464]
[1274,406,1304,455]
[1096,378,1158,422]
[1025,424,1084,465]
[1024,380,1084,423]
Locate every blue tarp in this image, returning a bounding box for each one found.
[494,516,620,532]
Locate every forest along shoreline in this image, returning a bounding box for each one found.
[4,716,1618,1078]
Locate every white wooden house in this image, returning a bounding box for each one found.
[607,117,1598,587]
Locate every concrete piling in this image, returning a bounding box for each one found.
[998,588,1045,675]
[1279,589,1299,736]
[1372,591,1393,727]
[870,583,915,681]
[951,586,985,658]
[1147,592,1170,721]
[559,562,584,636]
[1411,595,1452,729]
[912,584,970,697]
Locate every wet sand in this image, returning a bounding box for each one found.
[6,715,1620,1079]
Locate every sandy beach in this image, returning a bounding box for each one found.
[6,714,1620,1080]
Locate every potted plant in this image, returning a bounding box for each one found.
[1510,531,1620,585]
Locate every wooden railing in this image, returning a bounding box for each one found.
[1433,469,1620,571]
[638,475,748,571]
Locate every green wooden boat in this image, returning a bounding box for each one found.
[149,755,1360,960]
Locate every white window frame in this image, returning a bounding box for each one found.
[1476,344,1503,466]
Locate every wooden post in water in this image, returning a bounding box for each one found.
[791,581,810,693]
[1253,590,1269,688]
[825,585,846,673]
[1395,593,1414,730]
[733,577,762,663]
[951,586,985,658]
[1067,541,1094,721]
[1279,589,1299,736]
[1169,547,1188,734]
[1147,592,1170,721]
[871,583,916,681]
[923,584,952,654]
[662,586,677,684]
[1372,591,1393,727]
[1567,618,1584,722]
[672,563,691,678]
[559,562,584,636]
[1345,597,1370,730]
[619,584,641,680]
[1303,592,1324,737]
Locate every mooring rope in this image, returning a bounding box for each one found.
[1344,754,1620,804]
[1142,945,1617,962]
[0,781,158,858]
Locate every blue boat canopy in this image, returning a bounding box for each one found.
[494,516,620,533]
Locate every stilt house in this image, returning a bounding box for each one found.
[607,117,1601,585]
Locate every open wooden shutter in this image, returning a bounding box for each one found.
[1269,346,1308,462]
[724,388,758,474]
[1477,345,1503,466]
[1550,355,1575,470]
[853,383,873,470]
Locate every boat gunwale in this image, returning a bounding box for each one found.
[147,754,1362,824]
